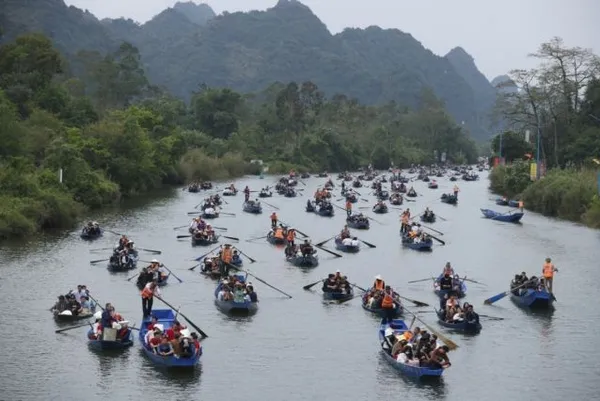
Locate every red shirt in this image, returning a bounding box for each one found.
[193,339,200,351]
[165,328,175,340]
[147,323,156,330]
[149,337,161,346]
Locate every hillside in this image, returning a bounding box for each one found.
[0,0,499,140]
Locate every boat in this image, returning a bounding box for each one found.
[420,213,436,223]
[344,193,358,203]
[80,226,103,240]
[334,236,360,253]
[139,309,202,367]
[400,233,433,251]
[300,172,310,179]
[316,203,334,217]
[435,310,482,333]
[53,308,97,322]
[441,194,458,205]
[449,176,457,182]
[508,200,520,208]
[323,286,354,302]
[214,275,258,315]
[406,190,418,198]
[376,190,390,200]
[378,319,445,379]
[200,182,213,190]
[258,190,272,198]
[372,203,389,214]
[223,188,237,196]
[201,208,219,219]
[428,181,438,189]
[318,172,328,178]
[433,275,467,298]
[390,194,403,205]
[352,180,363,188]
[346,215,370,229]
[286,253,319,268]
[511,288,555,309]
[107,251,139,272]
[243,201,262,214]
[480,208,524,223]
[462,174,478,181]
[361,290,403,318]
[284,188,297,197]
[188,184,200,193]
[192,233,220,246]
[495,198,509,206]
[267,231,287,245]
[87,325,134,351]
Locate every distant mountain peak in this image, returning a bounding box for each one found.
[274,0,313,12]
[171,1,216,25]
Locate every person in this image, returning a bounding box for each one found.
[221,244,233,265]
[464,303,479,324]
[341,181,346,191]
[306,199,314,210]
[438,274,452,293]
[518,200,524,212]
[426,345,451,369]
[453,185,459,199]
[443,262,454,276]
[400,212,410,234]
[141,281,161,317]
[381,286,396,323]
[542,257,558,293]
[136,267,154,291]
[373,275,385,290]
[346,199,352,216]
[244,186,250,202]
[342,236,353,246]
[246,284,258,302]
[286,228,296,247]
[340,225,350,239]
[300,240,314,257]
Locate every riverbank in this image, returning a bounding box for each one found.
[489,162,600,228]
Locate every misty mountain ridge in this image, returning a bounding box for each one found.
[0,0,504,140]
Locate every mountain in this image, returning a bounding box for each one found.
[491,74,518,94]
[0,0,497,140]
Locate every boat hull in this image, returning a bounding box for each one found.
[372,206,388,214]
[511,289,555,309]
[214,281,258,315]
[323,289,354,302]
[346,217,370,229]
[334,237,360,253]
[80,228,103,240]
[480,208,524,223]
[192,235,220,246]
[87,329,134,350]
[435,310,481,333]
[267,233,287,245]
[286,254,319,268]
[243,203,263,214]
[401,234,433,251]
[420,214,436,223]
[107,253,139,272]
[441,194,458,204]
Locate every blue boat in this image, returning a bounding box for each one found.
[433,274,467,298]
[511,288,555,309]
[346,215,370,229]
[214,275,258,315]
[323,287,354,302]
[400,233,433,251]
[139,309,202,368]
[87,326,134,351]
[80,226,103,240]
[361,290,403,318]
[435,309,481,333]
[334,236,360,253]
[495,198,509,206]
[441,193,458,205]
[480,208,524,223]
[378,320,445,379]
[107,251,139,272]
[243,201,262,214]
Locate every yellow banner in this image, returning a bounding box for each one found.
[530,163,537,181]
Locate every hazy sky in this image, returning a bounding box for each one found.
[65,0,599,80]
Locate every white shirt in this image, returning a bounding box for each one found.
[93,322,101,334]
[218,290,226,301]
[396,353,408,363]
[342,238,353,246]
[205,207,215,215]
[350,239,359,247]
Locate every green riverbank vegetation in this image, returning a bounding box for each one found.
[0,34,478,239]
[489,37,600,228]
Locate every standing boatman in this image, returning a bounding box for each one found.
[542,257,558,293]
[453,184,460,199]
[270,212,278,229]
[518,200,524,212]
[346,199,352,217]
[244,186,250,202]
[141,281,161,318]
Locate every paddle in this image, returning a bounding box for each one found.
[464,278,486,285]
[483,279,533,305]
[404,306,458,351]
[479,314,505,321]
[279,222,309,238]
[221,212,236,216]
[90,258,109,265]
[173,225,188,230]
[315,245,342,258]
[212,226,228,231]
[427,233,446,245]
[303,279,325,290]
[55,322,92,334]
[177,235,192,239]
[187,211,201,215]
[89,247,114,252]
[189,245,222,270]
[436,215,448,222]
[420,224,444,236]
[138,248,162,254]
[262,201,279,210]
[408,277,434,284]
[228,264,292,298]
[234,248,256,263]
[359,239,376,248]
[222,236,240,241]
[155,296,208,338]
[397,295,429,307]
[161,264,183,283]
[105,229,122,236]
[245,235,267,242]
[316,236,336,247]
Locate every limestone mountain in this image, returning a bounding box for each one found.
[0,0,498,140]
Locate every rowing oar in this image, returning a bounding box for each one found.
[428,233,445,246]
[359,239,376,248]
[126,271,140,281]
[397,295,429,307]
[55,321,93,334]
[173,225,188,230]
[90,258,109,265]
[479,314,505,321]
[316,236,336,247]
[464,278,486,286]
[228,264,292,298]
[160,264,183,283]
[234,248,256,263]
[222,235,240,241]
[155,296,208,338]
[303,279,325,290]
[279,221,309,238]
[420,224,444,236]
[483,279,533,305]
[177,235,192,239]
[138,248,162,254]
[262,201,279,210]
[408,277,434,284]
[246,235,267,242]
[89,247,114,252]
[404,306,458,351]
[220,212,236,216]
[189,245,222,270]
[315,245,342,258]
[187,211,201,215]
[105,229,122,236]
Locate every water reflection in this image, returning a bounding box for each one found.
[375,353,447,399]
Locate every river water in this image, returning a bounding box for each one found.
[1,173,598,401]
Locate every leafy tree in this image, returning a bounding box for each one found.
[491,131,533,162]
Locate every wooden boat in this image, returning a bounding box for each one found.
[188,184,200,193]
[378,320,444,379]
[267,231,287,245]
[390,194,403,205]
[433,275,467,298]
[286,253,319,268]
[201,209,219,219]
[372,204,388,214]
[435,310,482,333]
[53,308,97,322]
[222,188,237,196]
[87,326,134,351]
[361,290,403,318]
[428,182,438,189]
[346,215,370,229]
[243,201,262,214]
[480,208,523,223]
[441,193,458,205]
[214,276,258,315]
[258,190,272,198]
[284,188,297,197]
[192,233,220,246]
[323,287,354,302]
[316,204,334,217]
[334,236,360,253]
[139,309,202,368]
[511,288,555,309]
[376,190,390,200]
[80,227,103,240]
[420,213,436,223]
[107,252,139,272]
[400,233,433,251]
[406,190,417,198]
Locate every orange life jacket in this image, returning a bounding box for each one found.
[275,228,284,239]
[346,201,352,209]
[402,215,409,224]
[543,262,554,278]
[222,248,233,263]
[374,280,385,290]
[382,293,394,308]
[287,230,295,241]
[270,213,277,221]
[141,286,154,299]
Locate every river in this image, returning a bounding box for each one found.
[1,172,598,401]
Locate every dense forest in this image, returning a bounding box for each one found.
[0,34,478,239]
[488,38,600,228]
[0,0,501,141]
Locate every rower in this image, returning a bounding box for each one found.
[244,186,250,201]
[346,199,352,216]
[300,239,313,257]
[439,273,452,293]
[340,225,350,239]
[232,250,241,265]
[342,235,353,246]
[373,275,385,291]
[221,244,233,266]
[270,212,278,228]
[286,228,296,246]
[453,185,460,198]
[443,262,454,276]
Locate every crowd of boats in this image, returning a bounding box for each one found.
[53,163,558,380]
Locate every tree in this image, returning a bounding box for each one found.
[491,131,533,162]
